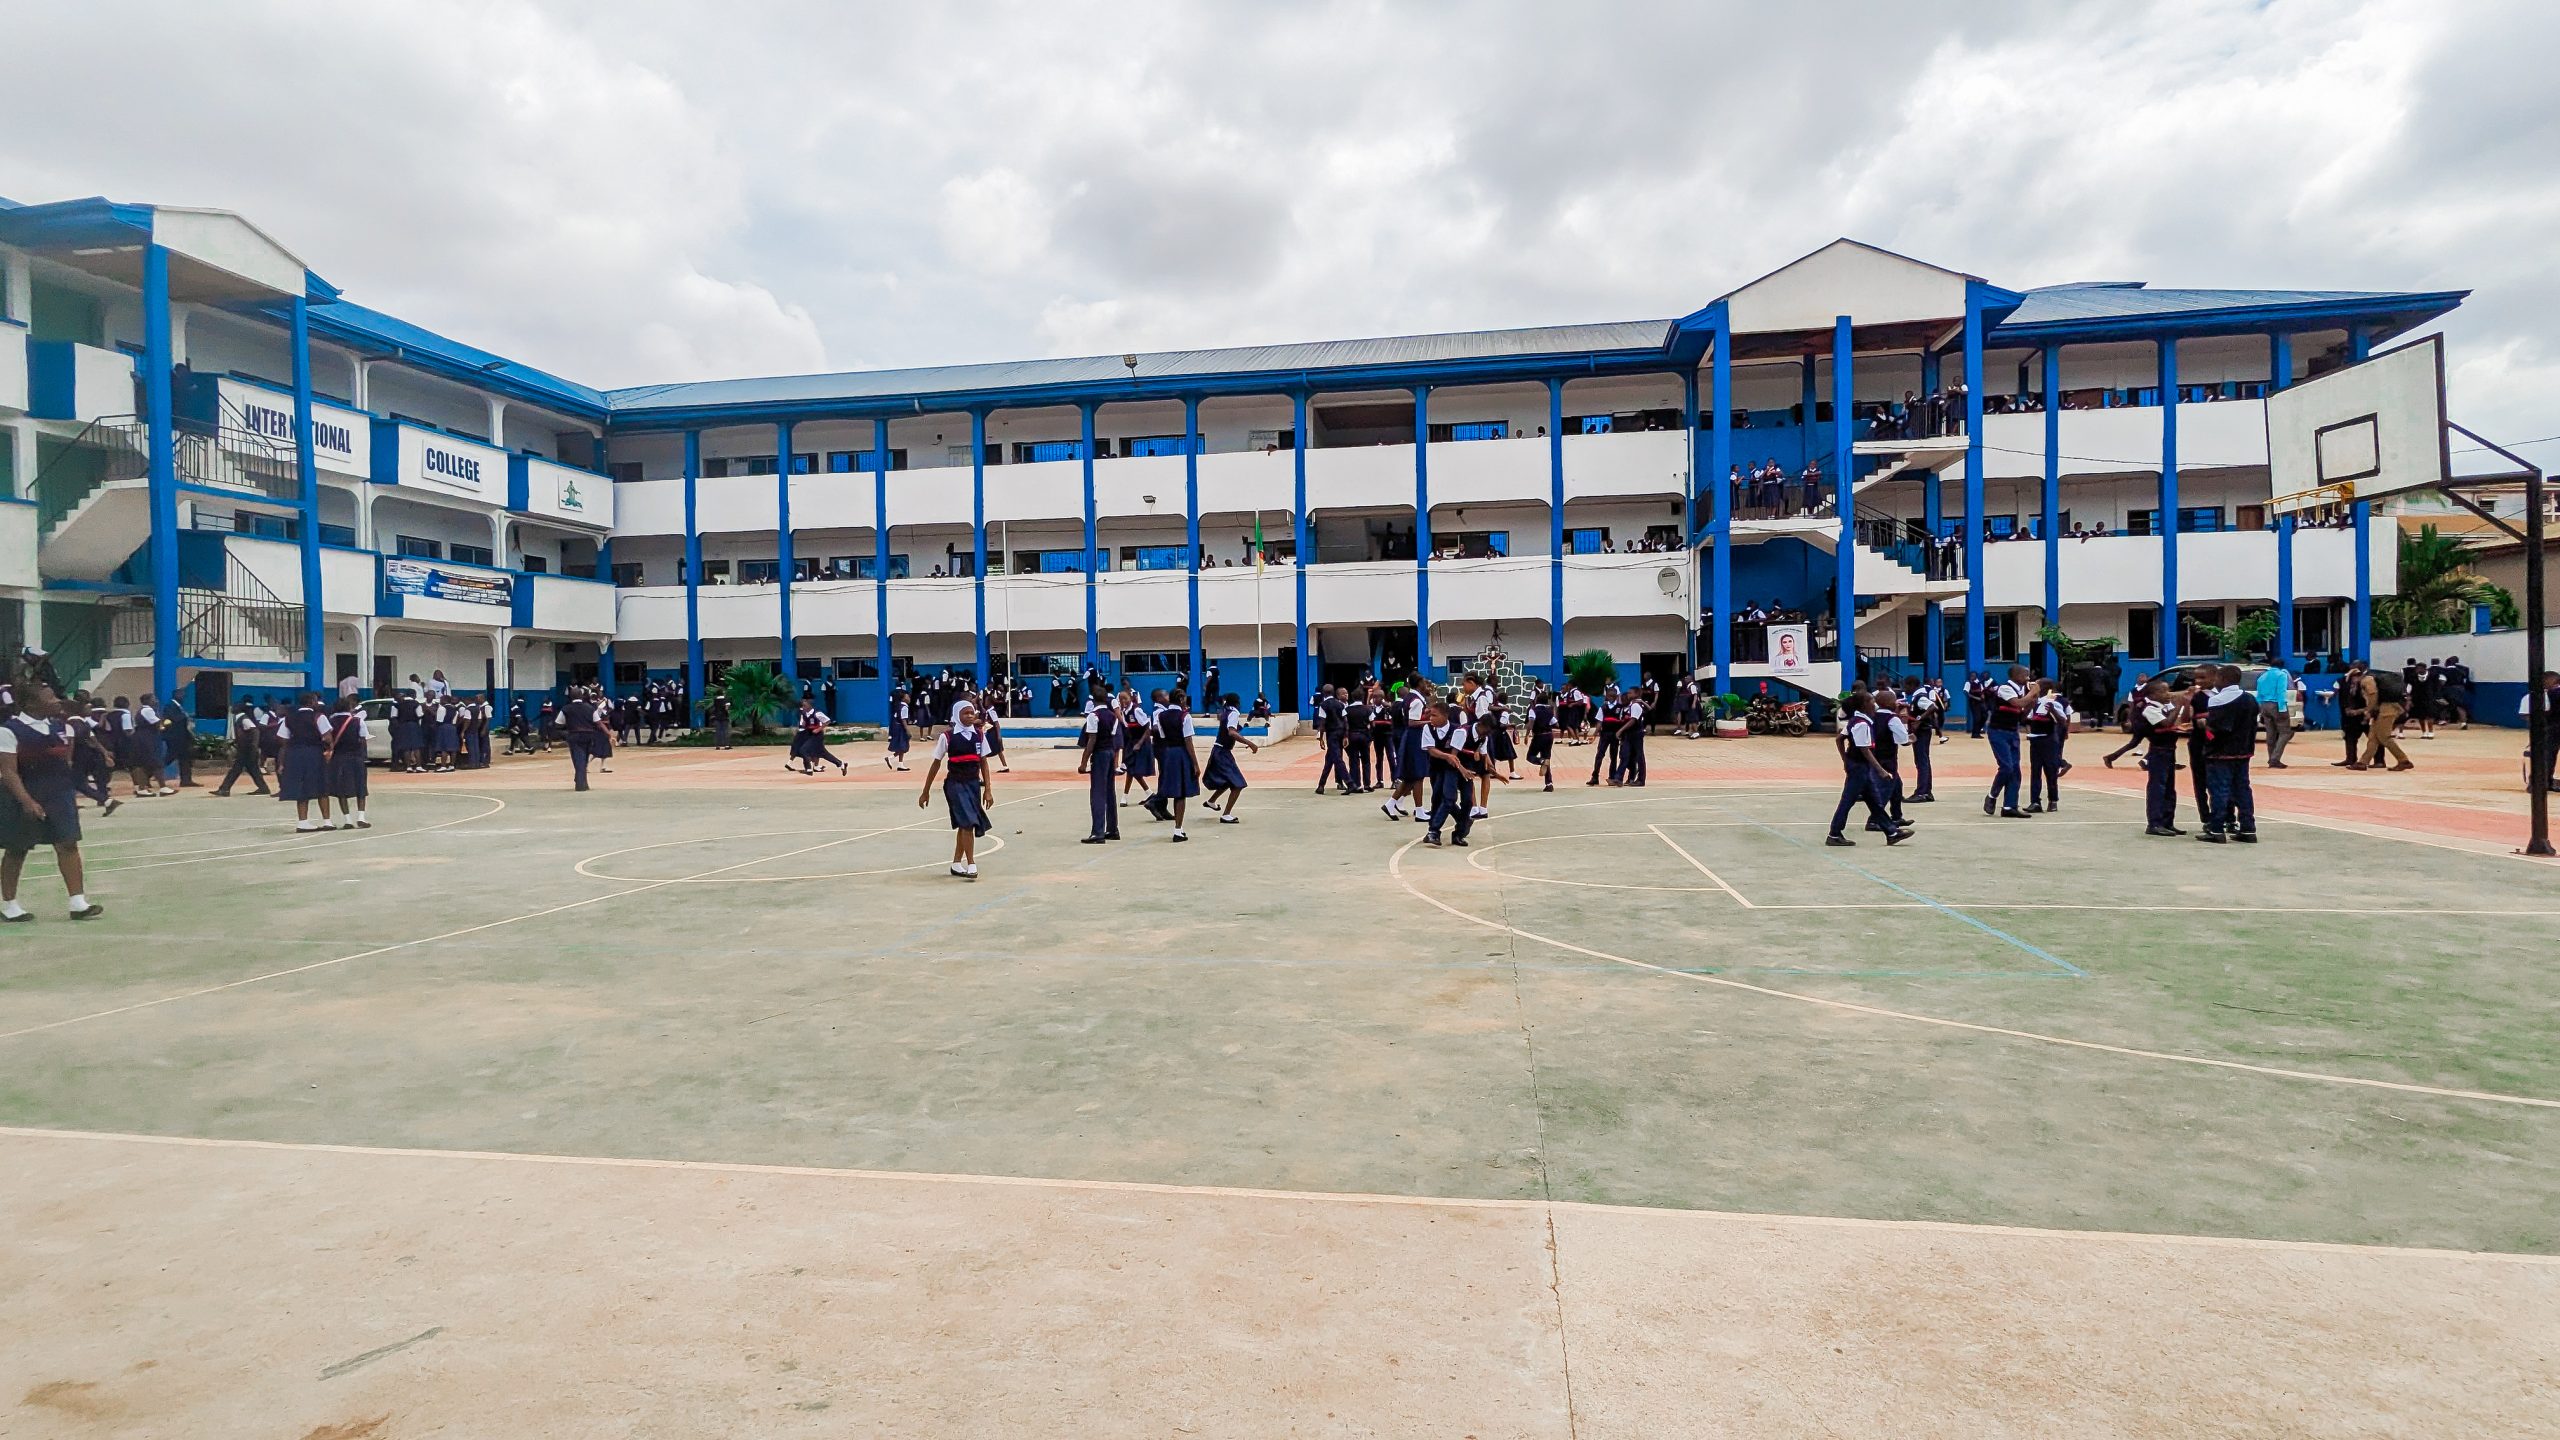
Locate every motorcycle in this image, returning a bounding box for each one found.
[1743,696,1811,737]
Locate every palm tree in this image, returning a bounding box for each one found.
[2375,524,2518,639]
[1565,649,1617,694]
[719,661,796,736]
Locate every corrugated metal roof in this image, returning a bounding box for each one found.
[603,318,1676,412]
[2000,284,2428,326]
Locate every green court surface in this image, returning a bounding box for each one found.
[3,776,2555,1257]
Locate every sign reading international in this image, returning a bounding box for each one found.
[385,558,511,608]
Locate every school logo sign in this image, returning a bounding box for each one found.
[558,473,586,512]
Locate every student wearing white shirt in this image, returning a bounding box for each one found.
[0,684,106,920]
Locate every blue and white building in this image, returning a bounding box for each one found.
[0,197,2465,718]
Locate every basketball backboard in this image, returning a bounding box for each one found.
[2266,334,2449,513]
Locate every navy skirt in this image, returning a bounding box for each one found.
[279,744,326,801]
[943,771,990,835]
[128,727,164,771]
[1203,745,1247,792]
[789,730,819,761]
[327,745,369,800]
[1156,744,1201,801]
[1122,735,1156,780]
[887,718,910,755]
[0,778,80,850]
[1487,727,1517,763]
[390,720,420,753]
[1397,729,1427,779]
[433,722,459,753]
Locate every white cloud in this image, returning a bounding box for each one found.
[2,0,2552,450]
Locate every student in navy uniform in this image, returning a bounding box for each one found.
[918,699,994,877]
[2025,679,2071,812]
[1525,688,1557,791]
[1341,689,1373,793]
[1314,685,1352,794]
[1866,688,1915,833]
[1202,693,1261,824]
[1419,698,1480,848]
[2133,679,2189,836]
[1614,689,1648,787]
[391,689,423,771]
[1143,690,1202,839]
[2195,664,2261,843]
[1384,680,1432,820]
[278,692,332,831]
[1119,688,1158,807]
[1906,677,1945,801]
[981,695,1012,773]
[322,696,372,829]
[0,683,106,921]
[1979,665,2031,818]
[1828,693,1912,847]
[706,691,734,751]
[563,687,603,791]
[69,704,121,814]
[1364,682,1394,791]
[212,701,271,797]
[1076,681,1122,844]
[590,692,617,773]
[788,697,849,775]
[161,697,195,789]
[1586,685,1623,787]
[883,688,911,769]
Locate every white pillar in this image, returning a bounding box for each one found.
[351,357,372,411]
[487,397,507,448]
[1,250,29,326]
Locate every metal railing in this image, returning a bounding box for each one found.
[32,415,150,531]
[41,601,156,697]
[31,402,305,538]
[173,551,306,663]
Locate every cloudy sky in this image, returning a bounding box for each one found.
[2,0,2552,447]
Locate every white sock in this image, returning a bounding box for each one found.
[66,894,87,912]
[2,900,24,918]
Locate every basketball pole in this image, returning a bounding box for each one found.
[2524,461,2550,855]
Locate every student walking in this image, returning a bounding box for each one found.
[882,689,909,769]
[564,687,604,791]
[1828,693,1912,846]
[322,697,371,829]
[1525,688,1557,791]
[212,702,271,797]
[1144,690,1202,840]
[2026,679,2070,812]
[1419,698,1479,848]
[917,700,994,877]
[278,693,332,831]
[1119,689,1158,807]
[0,683,106,921]
[1201,693,1260,824]
[1077,682,1121,844]
[1980,665,2031,818]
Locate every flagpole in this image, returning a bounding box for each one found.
[1254,510,1266,706]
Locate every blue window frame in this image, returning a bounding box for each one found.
[1121,651,1185,675]
[1127,545,1189,571]
[1571,414,1614,435]
[1567,527,1610,554]
[2127,509,2159,537]
[1983,515,2018,539]
[450,544,495,567]
[851,555,910,580]
[1429,421,1509,442]
[1035,550,1090,575]
[318,522,356,548]
[1443,531,1510,558]
[826,449,907,472]
[738,559,781,585]
[395,535,443,560]
[2179,506,2225,533]
[1014,440,1089,465]
[1121,435,1195,458]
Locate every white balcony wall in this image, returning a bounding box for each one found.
[2175,399,2272,470]
[787,472,876,534]
[531,575,615,634]
[1304,560,1419,625]
[1425,436,1549,508]
[522,456,614,530]
[696,584,782,640]
[696,474,779,535]
[1197,449,1294,516]
[790,581,880,639]
[995,573,1095,634]
[1562,429,1690,500]
[400,591,508,628]
[1853,544,1929,594]
[321,546,376,616]
[1976,525,2386,610]
[1429,556,1549,624]
[0,500,37,589]
[884,469,974,529]
[614,478,687,538]
[1095,569,1191,632]
[616,587,689,643]
[1195,565,1297,629]
[64,341,132,425]
[1306,445,1416,514]
[225,535,302,603]
[0,323,25,415]
[1088,454,1183,520]
[1979,400,2269,481]
[1563,551,1694,620]
[887,576,976,634]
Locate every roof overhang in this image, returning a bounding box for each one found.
[0,197,329,303]
[1987,292,2470,348]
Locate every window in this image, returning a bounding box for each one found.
[741,455,779,476]
[826,449,906,472]
[1121,651,1186,675]
[1428,421,1509,443]
[610,562,642,587]
[1013,440,1089,465]
[698,559,731,583]
[851,555,910,580]
[449,544,494,568]
[1643,524,1681,549]
[793,558,820,582]
[2129,608,2159,662]
[2178,506,2225,533]
[1122,545,1190,571]
[833,657,880,679]
[738,559,781,585]
[2177,606,2225,659]
[1566,528,1611,554]
[1031,549,1091,574]
[608,461,643,483]
[521,555,549,574]
[797,659,824,680]
[703,458,732,478]
[1570,414,1614,435]
[395,536,443,560]
[235,511,297,541]
[615,662,645,685]
[1983,514,2019,538]
[1121,435,1195,458]
[2299,604,2338,657]
[1440,531,1510,558]
[2126,509,2159,537]
[1245,429,1298,451]
[318,523,356,548]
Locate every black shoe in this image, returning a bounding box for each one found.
[1864,821,1887,832]
[1908,793,1934,803]
[1105,832,1121,841]
[1081,836,1107,845]
[1422,835,1442,847]
[1452,838,1469,847]
[2197,831,2228,844]
[2233,832,2259,844]
[101,798,122,817]
[2026,802,2044,813]
[1825,834,1855,846]
[1885,828,1912,845]
[2000,809,2032,818]
[70,903,105,920]
[1982,795,1997,816]
[2145,825,2179,836]
[0,911,32,923]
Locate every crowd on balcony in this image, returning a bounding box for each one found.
[1727,460,1833,519]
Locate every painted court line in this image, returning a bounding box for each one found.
[1643,824,1755,906]
[6,1123,2553,1266]
[1727,814,2085,977]
[0,787,1069,1043]
[32,791,510,875]
[1390,835,2560,1111]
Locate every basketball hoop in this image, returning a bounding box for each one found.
[2269,478,2357,516]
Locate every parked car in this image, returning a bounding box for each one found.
[360,697,398,763]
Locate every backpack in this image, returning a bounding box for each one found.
[2372,669,2406,705]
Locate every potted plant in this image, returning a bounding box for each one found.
[1712,692,1749,738]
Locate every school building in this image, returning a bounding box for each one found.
[0,194,2466,719]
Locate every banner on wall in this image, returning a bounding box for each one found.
[386,558,511,608]
[1768,622,1811,676]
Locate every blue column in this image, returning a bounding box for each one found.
[1682,370,1701,677]
[683,430,704,704]
[1548,378,1566,683]
[2352,499,2373,662]
[1412,383,1431,675]
[289,293,325,692]
[970,409,988,681]
[142,243,179,703]
[1081,403,1099,671]
[872,419,892,710]
[2270,332,2296,664]
[1962,303,1988,673]
[1922,464,1944,679]
[775,419,797,683]
[1710,329,1733,696]
[1799,357,1817,470]
[2039,343,2061,676]
[1291,391,1310,712]
[2158,337,2180,662]
[1184,396,1203,691]
[1831,319,1857,680]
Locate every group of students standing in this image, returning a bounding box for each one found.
[1826,678,1951,845]
[1071,685,1260,845]
[209,695,373,831]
